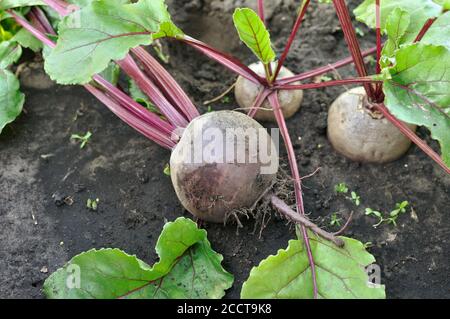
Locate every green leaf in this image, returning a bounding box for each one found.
[128,78,160,113]
[383,43,450,166]
[381,8,410,68]
[0,0,45,10]
[67,0,130,7]
[422,11,450,50]
[233,8,275,64]
[11,28,42,52]
[0,69,24,134]
[354,0,442,43]
[43,217,233,299]
[97,62,120,86]
[0,40,22,68]
[44,0,183,84]
[241,234,385,299]
[434,0,450,10]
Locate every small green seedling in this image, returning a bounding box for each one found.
[365,208,384,227]
[350,191,361,206]
[334,183,349,194]
[163,163,171,176]
[71,131,92,149]
[355,27,365,37]
[318,75,333,82]
[221,95,230,104]
[330,213,342,227]
[86,198,99,211]
[386,201,409,226]
[365,201,409,228]
[363,242,373,249]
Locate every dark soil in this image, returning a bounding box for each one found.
[1,0,449,299]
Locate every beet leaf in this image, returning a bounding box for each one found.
[380,8,410,68]
[232,8,275,66]
[44,0,182,84]
[241,233,386,299]
[0,69,24,133]
[421,11,450,49]
[382,43,450,166]
[0,1,46,10]
[43,217,233,299]
[0,40,21,67]
[354,0,442,44]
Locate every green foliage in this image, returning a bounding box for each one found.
[241,233,385,299]
[98,62,120,86]
[0,40,21,68]
[128,78,160,114]
[350,191,361,206]
[0,68,24,133]
[365,3,450,167]
[329,213,342,227]
[334,182,348,194]
[434,0,450,10]
[421,11,450,50]
[383,43,450,166]
[12,28,42,52]
[232,8,275,65]
[354,0,441,43]
[0,13,27,134]
[163,163,171,176]
[44,217,233,298]
[0,0,45,10]
[365,201,409,227]
[86,198,99,211]
[44,0,183,84]
[388,201,409,226]
[380,8,410,68]
[70,131,92,149]
[364,208,384,227]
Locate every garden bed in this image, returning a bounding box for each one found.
[0,0,449,298]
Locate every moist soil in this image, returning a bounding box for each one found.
[0,0,449,299]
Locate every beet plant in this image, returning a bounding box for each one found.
[0,5,42,133]
[327,0,450,168]
[6,0,449,299]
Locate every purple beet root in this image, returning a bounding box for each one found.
[170,111,279,223]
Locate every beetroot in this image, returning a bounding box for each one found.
[170,111,278,223]
[234,62,303,122]
[327,87,416,163]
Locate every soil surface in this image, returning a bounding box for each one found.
[1,0,449,299]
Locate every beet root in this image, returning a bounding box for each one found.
[170,111,279,223]
[234,62,303,122]
[327,87,416,163]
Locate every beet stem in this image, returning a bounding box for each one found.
[332,0,376,100]
[275,77,381,91]
[131,47,200,121]
[257,0,265,26]
[181,36,267,86]
[275,45,379,85]
[41,0,72,16]
[376,104,450,175]
[268,92,318,299]
[270,194,345,247]
[247,88,271,118]
[414,18,437,43]
[375,0,382,75]
[273,0,311,81]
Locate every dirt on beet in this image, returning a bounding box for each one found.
[0,0,449,299]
